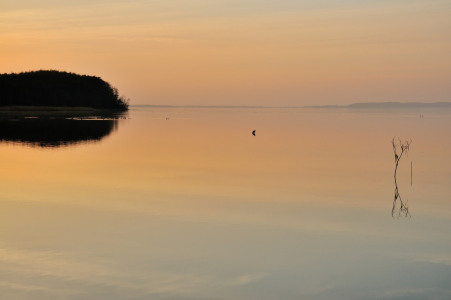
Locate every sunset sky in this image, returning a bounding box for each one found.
[1,0,450,106]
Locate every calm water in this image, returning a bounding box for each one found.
[0,107,450,300]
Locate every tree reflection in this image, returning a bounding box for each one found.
[391,137,411,218]
[0,111,126,148]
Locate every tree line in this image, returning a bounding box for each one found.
[0,70,129,110]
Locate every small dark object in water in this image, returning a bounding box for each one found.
[252,130,256,136]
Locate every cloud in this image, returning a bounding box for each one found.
[222,272,269,286]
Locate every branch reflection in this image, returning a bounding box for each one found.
[391,137,411,218]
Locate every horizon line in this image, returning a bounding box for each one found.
[131,101,451,109]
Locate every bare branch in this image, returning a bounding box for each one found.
[391,137,412,218]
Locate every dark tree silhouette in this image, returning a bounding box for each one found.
[391,137,411,218]
[0,111,126,148]
[0,70,129,110]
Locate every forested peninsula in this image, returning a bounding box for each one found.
[0,70,129,111]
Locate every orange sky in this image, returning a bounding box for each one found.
[1,0,450,106]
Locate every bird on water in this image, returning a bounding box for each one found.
[252,130,256,136]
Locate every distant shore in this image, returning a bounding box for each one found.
[303,102,451,109]
[132,102,451,109]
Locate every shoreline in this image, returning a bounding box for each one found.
[0,106,121,112]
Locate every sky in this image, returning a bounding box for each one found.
[1,0,450,106]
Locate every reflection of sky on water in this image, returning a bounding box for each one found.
[0,107,450,299]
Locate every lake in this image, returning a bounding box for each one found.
[0,106,450,299]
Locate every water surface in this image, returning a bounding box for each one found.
[0,107,450,299]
